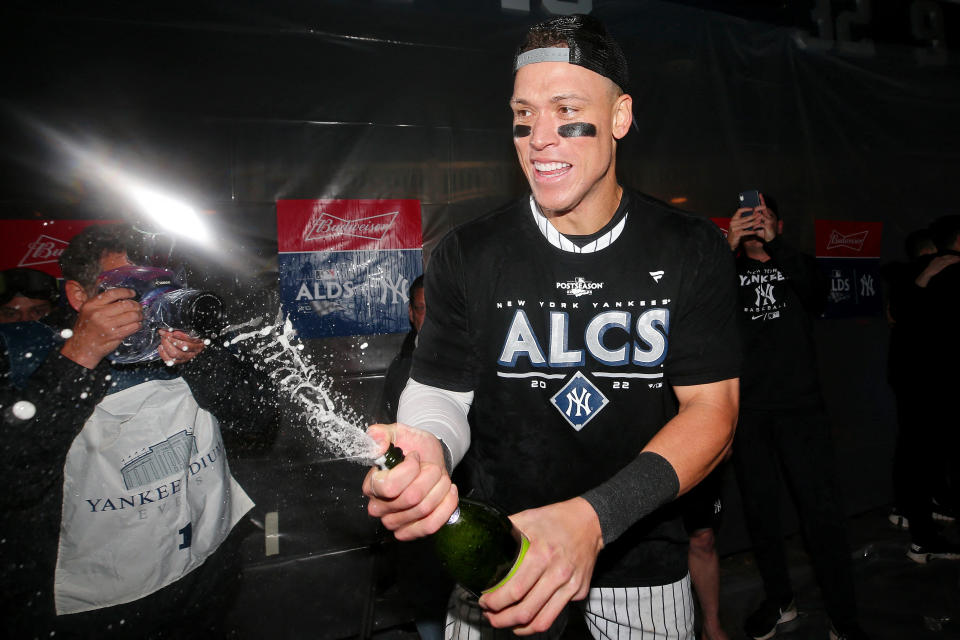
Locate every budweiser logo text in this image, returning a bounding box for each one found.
[827,230,869,252]
[304,211,398,242]
[19,235,69,267]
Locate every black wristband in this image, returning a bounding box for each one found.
[581,451,680,545]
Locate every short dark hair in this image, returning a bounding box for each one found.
[929,214,960,252]
[408,274,424,302]
[904,228,936,260]
[0,268,58,306]
[515,14,628,92]
[59,224,144,290]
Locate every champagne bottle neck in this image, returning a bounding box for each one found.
[377,443,405,470]
[377,445,464,525]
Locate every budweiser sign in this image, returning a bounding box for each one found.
[826,229,869,252]
[19,234,70,267]
[304,211,399,242]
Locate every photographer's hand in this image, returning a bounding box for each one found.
[61,287,143,369]
[158,329,206,366]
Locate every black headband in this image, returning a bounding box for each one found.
[513,15,629,91]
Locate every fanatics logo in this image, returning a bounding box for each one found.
[550,371,608,431]
[556,276,603,297]
[304,210,399,242]
[826,229,869,252]
[649,270,664,283]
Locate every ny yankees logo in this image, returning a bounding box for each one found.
[379,273,408,304]
[859,274,875,297]
[754,283,776,307]
[565,387,592,418]
[550,371,608,431]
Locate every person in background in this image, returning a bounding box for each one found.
[375,273,450,640]
[376,274,424,423]
[678,302,736,640]
[726,193,868,640]
[0,267,59,323]
[890,215,960,562]
[882,228,952,535]
[0,223,278,638]
[363,14,741,639]
[682,465,730,640]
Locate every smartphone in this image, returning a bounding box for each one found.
[738,190,761,212]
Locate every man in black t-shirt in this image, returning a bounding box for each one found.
[363,15,740,639]
[727,194,868,640]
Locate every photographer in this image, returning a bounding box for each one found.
[0,223,278,638]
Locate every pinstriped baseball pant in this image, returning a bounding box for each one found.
[444,574,695,639]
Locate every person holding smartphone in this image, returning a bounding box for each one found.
[726,193,869,640]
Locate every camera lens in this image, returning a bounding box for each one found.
[185,292,225,335]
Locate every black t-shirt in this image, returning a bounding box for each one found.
[411,189,741,587]
[735,238,826,411]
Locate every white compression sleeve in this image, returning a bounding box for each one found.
[396,379,473,469]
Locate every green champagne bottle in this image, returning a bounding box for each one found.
[378,444,529,597]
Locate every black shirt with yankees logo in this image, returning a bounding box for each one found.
[411,189,741,587]
[735,237,828,412]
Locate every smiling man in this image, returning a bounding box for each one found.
[363,15,741,639]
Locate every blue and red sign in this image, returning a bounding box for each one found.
[815,220,883,319]
[277,199,423,338]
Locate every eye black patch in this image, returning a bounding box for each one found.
[513,125,531,138]
[558,122,597,138]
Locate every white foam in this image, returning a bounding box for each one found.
[224,313,378,462]
[11,400,36,420]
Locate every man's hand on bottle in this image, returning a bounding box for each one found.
[157,329,206,365]
[479,497,603,635]
[60,287,142,369]
[363,422,458,541]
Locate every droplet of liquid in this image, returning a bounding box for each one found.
[11,400,36,420]
[359,342,368,350]
[60,329,74,339]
